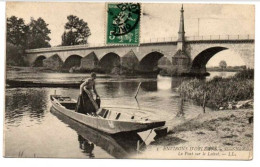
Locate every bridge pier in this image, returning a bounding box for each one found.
[80,52,99,71]
[42,54,63,70]
[120,50,139,73]
[171,50,190,75]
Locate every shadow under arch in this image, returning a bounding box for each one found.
[138,52,164,73]
[191,47,228,74]
[63,55,83,70]
[99,52,120,73]
[33,55,46,67]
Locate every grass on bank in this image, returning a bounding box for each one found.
[178,69,254,110]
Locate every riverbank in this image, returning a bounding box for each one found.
[141,109,253,157]
[6,66,59,73]
[6,66,161,76]
[178,69,254,110]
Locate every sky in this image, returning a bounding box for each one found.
[6,2,255,66]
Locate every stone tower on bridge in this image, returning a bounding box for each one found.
[172,5,191,75]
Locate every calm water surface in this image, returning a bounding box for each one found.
[4,71,236,158]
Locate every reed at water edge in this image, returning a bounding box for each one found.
[177,69,254,110]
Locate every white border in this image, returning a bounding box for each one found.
[0,0,259,167]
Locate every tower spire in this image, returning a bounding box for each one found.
[178,4,185,50]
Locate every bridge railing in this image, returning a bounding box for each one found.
[141,34,255,43]
[26,34,255,53]
[185,34,255,41]
[25,45,91,53]
[141,37,178,43]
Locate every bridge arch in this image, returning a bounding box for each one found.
[138,51,164,72]
[99,52,121,73]
[32,55,46,67]
[191,46,229,74]
[63,54,83,70]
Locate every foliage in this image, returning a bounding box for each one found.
[61,31,77,46]
[6,42,27,66]
[207,65,246,72]
[234,68,254,79]
[61,15,91,46]
[219,60,227,70]
[6,16,29,47]
[178,70,254,110]
[6,16,51,66]
[27,17,51,49]
[7,16,51,49]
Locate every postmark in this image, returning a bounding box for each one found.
[106,3,140,45]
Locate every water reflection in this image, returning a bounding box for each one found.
[98,81,141,98]
[5,88,48,126]
[78,135,95,158]
[119,82,140,96]
[51,107,146,158]
[171,77,185,89]
[141,81,157,91]
[206,71,237,80]
[5,72,231,158]
[100,82,121,98]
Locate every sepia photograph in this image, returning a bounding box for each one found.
[3,1,255,159]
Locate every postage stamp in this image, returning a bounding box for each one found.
[106,3,140,45]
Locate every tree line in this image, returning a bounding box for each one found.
[6,15,91,66]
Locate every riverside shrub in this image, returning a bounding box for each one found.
[178,70,254,110]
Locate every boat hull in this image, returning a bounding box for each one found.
[51,97,165,134]
[50,107,146,158]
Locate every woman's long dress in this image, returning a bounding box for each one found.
[75,80,98,114]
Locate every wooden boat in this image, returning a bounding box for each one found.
[50,107,146,158]
[50,95,165,134]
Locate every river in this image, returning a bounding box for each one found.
[4,70,237,158]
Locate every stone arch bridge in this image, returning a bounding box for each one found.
[25,35,254,75]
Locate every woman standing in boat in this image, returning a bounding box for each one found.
[75,72,100,114]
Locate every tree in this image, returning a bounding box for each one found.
[219,60,227,70]
[6,16,29,66]
[61,15,91,46]
[61,31,77,46]
[6,42,27,66]
[6,16,51,66]
[27,17,51,49]
[7,16,29,48]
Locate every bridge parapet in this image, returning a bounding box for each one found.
[185,34,255,41]
[25,44,90,53]
[141,34,254,43]
[25,34,254,54]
